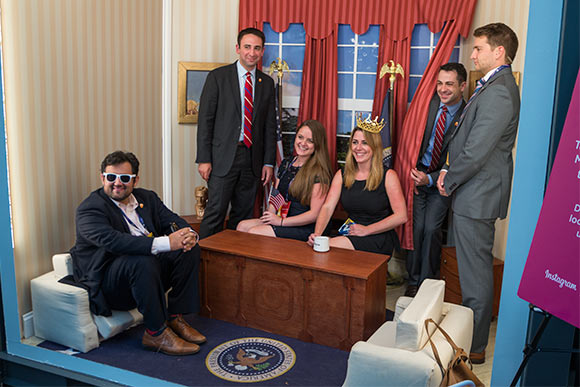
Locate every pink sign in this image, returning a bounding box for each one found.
[518,70,580,328]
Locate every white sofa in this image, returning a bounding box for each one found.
[30,253,143,353]
[343,279,474,387]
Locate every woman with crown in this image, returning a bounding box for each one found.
[308,115,407,255]
[237,120,333,241]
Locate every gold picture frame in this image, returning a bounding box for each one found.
[178,61,227,124]
[468,70,521,96]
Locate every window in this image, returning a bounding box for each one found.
[263,22,306,156]
[337,24,380,163]
[408,24,461,102]
[261,22,461,164]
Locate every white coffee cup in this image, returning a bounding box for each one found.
[313,236,330,252]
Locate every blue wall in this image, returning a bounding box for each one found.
[491,0,565,384]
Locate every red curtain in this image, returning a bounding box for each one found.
[298,29,338,168]
[394,20,461,249]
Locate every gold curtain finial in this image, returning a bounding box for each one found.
[269,57,289,81]
[379,60,404,90]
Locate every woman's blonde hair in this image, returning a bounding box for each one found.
[343,127,384,191]
[289,120,333,205]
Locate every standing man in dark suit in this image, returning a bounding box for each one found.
[405,63,466,297]
[196,27,276,239]
[438,23,520,364]
[71,151,206,356]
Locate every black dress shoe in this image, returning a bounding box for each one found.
[404,285,418,297]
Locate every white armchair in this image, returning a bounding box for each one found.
[30,253,143,352]
[343,279,474,387]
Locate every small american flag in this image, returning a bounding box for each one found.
[268,188,286,211]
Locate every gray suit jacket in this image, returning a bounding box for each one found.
[417,94,465,184]
[444,67,520,220]
[196,62,276,177]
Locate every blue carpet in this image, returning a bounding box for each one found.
[40,315,351,386]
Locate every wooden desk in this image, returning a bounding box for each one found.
[199,230,389,350]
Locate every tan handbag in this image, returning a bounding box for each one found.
[424,318,484,387]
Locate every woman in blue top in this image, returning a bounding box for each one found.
[237,120,332,241]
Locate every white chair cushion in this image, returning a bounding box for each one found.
[395,279,445,351]
[52,253,74,277]
[94,308,143,340]
[31,271,99,353]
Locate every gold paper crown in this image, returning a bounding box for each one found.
[356,114,385,134]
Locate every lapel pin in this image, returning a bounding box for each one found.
[258,78,262,83]
[455,122,458,126]
[140,203,144,208]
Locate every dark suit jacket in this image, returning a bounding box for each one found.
[196,62,277,177]
[70,188,189,316]
[445,67,520,220]
[417,94,466,184]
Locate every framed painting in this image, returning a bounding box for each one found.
[178,61,227,124]
[468,70,521,96]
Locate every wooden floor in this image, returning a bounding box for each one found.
[387,283,495,386]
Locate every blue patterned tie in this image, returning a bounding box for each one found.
[460,78,484,121]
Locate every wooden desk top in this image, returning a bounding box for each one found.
[199,229,388,280]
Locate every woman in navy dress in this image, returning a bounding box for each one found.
[237,120,332,241]
[308,119,407,254]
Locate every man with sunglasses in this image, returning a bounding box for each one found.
[70,151,205,356]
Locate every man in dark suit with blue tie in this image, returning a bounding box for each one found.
[438,23,520,364]
[406,63,466,297]
[71,151,205,356]
[196,28,277,239]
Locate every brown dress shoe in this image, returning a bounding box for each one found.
[167,315,207,344]
[142,327,200,356]
[470,350,486,364]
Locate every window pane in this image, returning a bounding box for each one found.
[355,110,372,122]
[411,24,431,46]
[356,74,376,99]
[282,46,305,71]
[409,48,429,75]
[337,110,353,135]
[433,29,442,45]
[338,24,355,45]
[449,47,460,63]
[282,72,302,98]
[338,46,355,71]
[282,23,306,43]
[262,46,278,69]
[263,22,279,44]
[408,77,421,102]
[357,46,379,72]
[358,25,380,45]
[338,73,354,99]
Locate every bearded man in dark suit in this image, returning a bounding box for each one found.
[196,27,277,239]
[71,151,205,356]
[406,62,467,297]
[438,23,520,364]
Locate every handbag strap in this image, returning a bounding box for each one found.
[425,318,462,352]
[423,319,447,377]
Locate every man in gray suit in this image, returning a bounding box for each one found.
[197,28,276,239]
[438,23,520,364]
[405,63,466,297]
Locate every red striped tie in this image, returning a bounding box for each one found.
[428,105,448,172]
[243,72,253,148]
